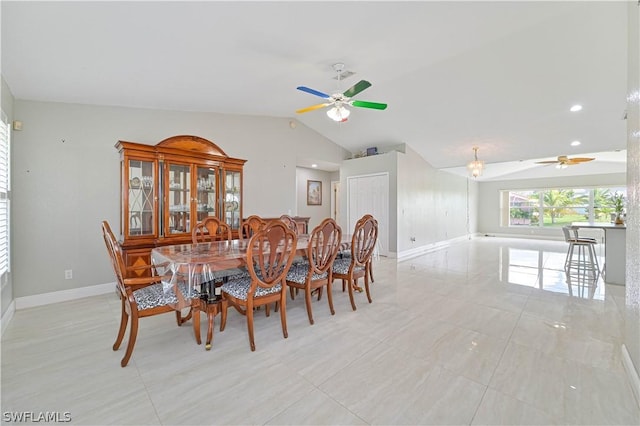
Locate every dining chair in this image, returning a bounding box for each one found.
[286,218,342,325]
[191,216,242,299]
[241,215,267,241]
[192,216,232,243]
[101,221,198,367]
[279,214,299,235]
[356,214,378,283]
[219,220,298,351]
[332,214,378,311]
[336,214,378,283]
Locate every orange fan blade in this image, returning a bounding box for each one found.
[535,160,561,164]
[565,157,595,164]
[296,103,330,114]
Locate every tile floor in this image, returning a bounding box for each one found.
[2,237,639,425]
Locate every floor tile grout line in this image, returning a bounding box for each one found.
[467,288,532,425]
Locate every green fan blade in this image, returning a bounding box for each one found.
[343,80,372,98]
[352,100,388,110]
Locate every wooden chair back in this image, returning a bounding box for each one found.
[351,215,378,267]
[102,221,130,296]
[308,218,342,275]
[241,215,267,240]
[192,216,232,243]
[279,214,299,235]
[246,220,298,292]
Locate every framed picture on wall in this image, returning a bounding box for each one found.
[307,180,322,205]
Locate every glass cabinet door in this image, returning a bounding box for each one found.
[195,166,218,223]
[167,163,191,234]
[128,159,155,236]
[223,169,242,230]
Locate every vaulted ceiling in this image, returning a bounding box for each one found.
[1,1,629,179]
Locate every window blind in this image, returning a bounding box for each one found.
[0,113,10,276]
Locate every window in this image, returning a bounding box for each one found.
[0,112,9,277]
[503,186,626,227]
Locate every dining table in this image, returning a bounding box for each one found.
[150,233,352,349]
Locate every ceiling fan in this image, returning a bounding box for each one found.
[296,63,387,122]
[535,155,595,168]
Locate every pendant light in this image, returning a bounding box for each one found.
[467,146,484,178]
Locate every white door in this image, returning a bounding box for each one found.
[347,173,389,256]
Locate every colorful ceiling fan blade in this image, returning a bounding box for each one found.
[351,100,388,110]
[296,103,330,114]
[343,80,372,98]
[296,86,330,99]
[535,160,562,164]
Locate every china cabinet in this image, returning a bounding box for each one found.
[116,135,246,273]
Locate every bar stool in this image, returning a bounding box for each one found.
[562,226,600,278]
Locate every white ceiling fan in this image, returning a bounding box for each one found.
[295,63,387,122]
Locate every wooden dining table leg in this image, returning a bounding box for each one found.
[205,303,218,351]
[192,301,202,345]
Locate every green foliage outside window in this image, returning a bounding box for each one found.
[507,187,626,227]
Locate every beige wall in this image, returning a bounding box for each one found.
[10,100,349,298]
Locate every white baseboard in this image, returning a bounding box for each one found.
[14,282,116,310]
[622,344,640,409]
[397,234,478,261]
[1,299,15,337]
[481,232,565,241]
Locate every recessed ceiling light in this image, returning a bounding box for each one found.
[571,140,581,146]
[570,104,583,112]
[311,164,318,168]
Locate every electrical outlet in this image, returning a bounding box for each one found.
[64,269,73,280]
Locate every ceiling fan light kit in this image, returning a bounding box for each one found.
[296,63,387,122]
[326,105,350,122]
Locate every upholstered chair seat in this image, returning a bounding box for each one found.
[134,282,200,311]
[331,257,364,275]
[286,263,329,284]
[221,275,282,301]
